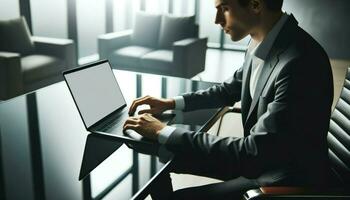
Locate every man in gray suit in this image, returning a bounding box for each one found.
[124,0,334,198]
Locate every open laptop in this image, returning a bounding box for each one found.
[63,60,175,144]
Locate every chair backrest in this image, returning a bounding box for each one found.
[157,14,196,49]
[131,12,197,49]
[131,12,162,48]
[0,16,35,56]
[328,68,350,184]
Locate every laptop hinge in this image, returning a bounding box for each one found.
[88,104,127,131]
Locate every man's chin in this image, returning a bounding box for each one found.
[227,32,246,42]
[230,36,241,42]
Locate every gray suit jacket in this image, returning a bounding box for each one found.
[165,15,334,186]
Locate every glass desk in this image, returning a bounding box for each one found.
[0,70,226,200]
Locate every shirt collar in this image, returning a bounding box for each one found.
[251,13,289,61]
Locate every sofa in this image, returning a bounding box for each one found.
[0,17,76,100]
[98,12,207,79]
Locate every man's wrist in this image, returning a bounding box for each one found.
[156,124,167,135]
[158,126,176,144]
[173,96,185,110]
[166,99,175,110]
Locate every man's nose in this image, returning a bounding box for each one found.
[215,11,225,27]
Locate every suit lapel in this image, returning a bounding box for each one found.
[246,51,280,122]
[242,55,252,100]
[243,15,299,126]
[241,54,253,123]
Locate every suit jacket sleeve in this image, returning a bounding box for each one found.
[165,57,332,179]
[181,66,243,112]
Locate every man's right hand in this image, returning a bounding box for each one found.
[128,95,175,116]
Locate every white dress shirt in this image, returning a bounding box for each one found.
[157,96,184,144]
[158,13,290,144]
[248,13,289,98]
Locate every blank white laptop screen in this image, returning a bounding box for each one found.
[64,62,126,128]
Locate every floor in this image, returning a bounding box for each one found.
[194,49,245,83]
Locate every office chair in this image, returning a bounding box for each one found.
[242,67,350,199]
[216,68,350,199]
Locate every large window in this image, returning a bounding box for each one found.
[113,0,129,32]
[112,0,196,35]
[77,0,106,58]
[198,0,220,46]
[114,0,141,32]
[172,0,195,16]
[30,0,68,38]
[145,0,168,14]
[0,0,20,20]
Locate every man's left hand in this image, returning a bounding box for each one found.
[123,113,166,141]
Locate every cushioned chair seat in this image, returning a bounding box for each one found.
[109,46,154,67]
[141,50,173,72]
[21,54,64,83]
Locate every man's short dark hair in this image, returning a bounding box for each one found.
[238,0,284,11]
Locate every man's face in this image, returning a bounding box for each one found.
[215,0,255,41]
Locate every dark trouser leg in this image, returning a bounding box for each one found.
[149,152,227,200]
[170,154,238,181]
[172,176,258,200]
[150,171,173,200]
[168,154,258,200]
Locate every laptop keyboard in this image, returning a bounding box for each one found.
[101,111,129,132]
[102,119,122,131]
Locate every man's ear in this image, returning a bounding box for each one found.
[249,0,263,14]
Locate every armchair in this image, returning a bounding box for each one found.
[0,17,76,100]
[98,12,207,79]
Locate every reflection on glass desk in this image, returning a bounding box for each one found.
[0,70,222,200]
